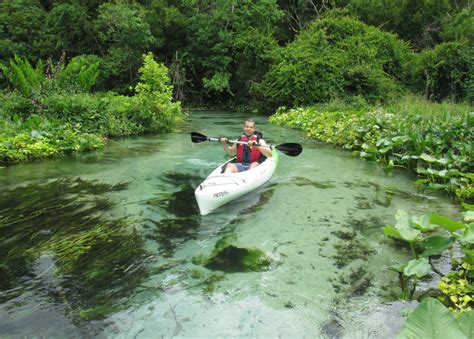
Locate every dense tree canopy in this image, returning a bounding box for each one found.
[0,0,473,108]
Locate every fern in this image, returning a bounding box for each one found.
[58,56,100,92]
[0,55,45,97]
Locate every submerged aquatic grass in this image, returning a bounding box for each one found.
[0,178,150,320]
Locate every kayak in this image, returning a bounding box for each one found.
[195,148,279,215]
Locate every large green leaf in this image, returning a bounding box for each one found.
[412,215,437,232]
[463,249,474,264]
[461,223,474,244]
[464,211,474,223]
[420,236,454,257]
[397,298,465,338]
[457,310,474,338]
[420,153,437,163]
[429,214,466,233]
[403,258,431,278]
[395,210,421,242]
[384,225,401,238]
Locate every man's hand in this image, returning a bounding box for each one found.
[219,137,229,144]
[248,140,259,147]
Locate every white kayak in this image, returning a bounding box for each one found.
[195,149,279,215]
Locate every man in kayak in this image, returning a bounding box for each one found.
[219,118,273,173]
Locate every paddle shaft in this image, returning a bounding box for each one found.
[208,137,270,148]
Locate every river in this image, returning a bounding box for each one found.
[0,111,459,337]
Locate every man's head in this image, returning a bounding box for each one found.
[243,119,256,136]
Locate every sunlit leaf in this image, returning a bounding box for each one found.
[461,223,474,243]
[416,178,430,185]
[463,211,474,222]
[429,183,448,190]
[397,298,465,338]
[416,166,429,174]
[457,310,474,338]
[412,215,437,232]
[403,258,431,278]
[420,153,436,162]
[420,236,453,257]
[429,214,466,233]
[389,263,406,273]
[437,169,448,177]
[463,249,474,263]
[395,210,421,242]
[436,157,450,165]
[30,130,44,139]
[384,225,401,238]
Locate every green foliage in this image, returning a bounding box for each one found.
[57,55,100,92]
[0,0,46,60]
[134,52,183,133]
[185,0,283,104]
[91,1,155,90]
[441,8,474,45]
[42,3,91,57]
[0,89,36,119]
[257,16,411,107]
[1,0,473,105]
[135,52,173,99]
[410,42,474,103]
[0,52,183,165]
[0,114,105,165]
[0,55,45,97]
[439,263,473,313]
[382,208,474,305]
[348,0,454,50]
[398,298,472,338]
[270,96,473,201]
[203,72,232,94]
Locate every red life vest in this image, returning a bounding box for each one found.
[236,134,261,163]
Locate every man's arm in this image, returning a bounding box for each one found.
[254,138,273,158]
[220,137,236,156]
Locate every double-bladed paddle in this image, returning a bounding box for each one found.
[190,132,303,157]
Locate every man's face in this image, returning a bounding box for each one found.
[243,121,256,136]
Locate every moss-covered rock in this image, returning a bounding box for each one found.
[193,234,272,273]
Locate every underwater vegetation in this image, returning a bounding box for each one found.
[144,171,202,257]
[0,177,150,321]
[192,234,272,273]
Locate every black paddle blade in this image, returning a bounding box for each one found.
[275,143,303,156]
[191,132,209,143]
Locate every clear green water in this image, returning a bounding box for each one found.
[0,111,459,337]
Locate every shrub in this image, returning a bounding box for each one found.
[415,42,474,103]
[257,16,412,107]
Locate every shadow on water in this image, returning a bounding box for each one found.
[144,172,203,257]
[0,178,151,324]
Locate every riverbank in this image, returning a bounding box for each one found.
[0,54,184,166]
[270,95,473,203]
